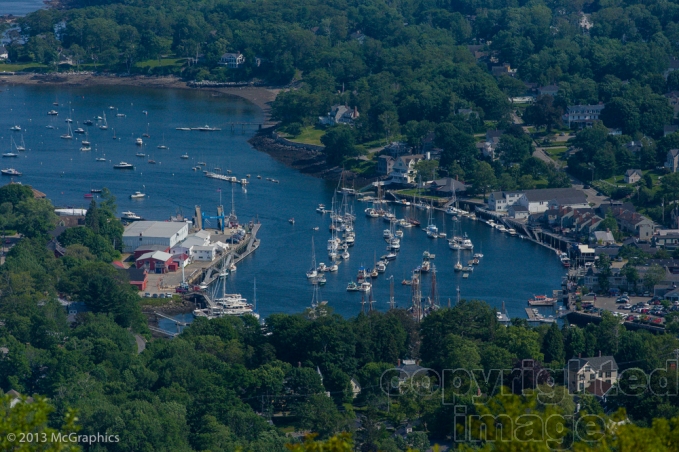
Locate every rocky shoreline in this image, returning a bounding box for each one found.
[248,134,375,187]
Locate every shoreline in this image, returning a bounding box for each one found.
[0,71,365,183]
[0,72,279,122]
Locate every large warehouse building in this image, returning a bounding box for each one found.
[122,221,189,252]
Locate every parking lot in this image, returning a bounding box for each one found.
[578,293,672,328]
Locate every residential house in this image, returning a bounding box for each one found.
[562,104,605,127]
[624,169,642,184]
[126,267,149,291]
[664,124,679,137]
[467,44,487,60]
[377,155,395,175]
[318,105,360,126]
[653,229,679,250]
[609,207,654,240]
[219,52,245,68]
[65,301,90,323]
[0,46,8,60]
[590,230,615,246]
[491,63,516,76]
[349,30,366,43]
[396,359,425,385]
[135,251,177,273]
[428,178,467,197]
[388,154,424,185]
[479,129,503,160]
[624,140,644,153]
[668,149,679,172]
[488,191,524,212]
[384,141,410,158]
[646,259,679,273]
[508,204,530,219]
[665,92,679,118]
[664,58,679,79]
[46,239,66,258]
[608,128,623,136]
[538,85,559,96]
[457,108,478,118]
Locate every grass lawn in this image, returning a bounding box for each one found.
[0,63,47,72]
[543,146,567,160]
[346,158,376,176]
[135,58,184,69]
[283,126,325,145]
[396,188,445,200]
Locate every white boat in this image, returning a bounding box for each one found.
[136,138,143,146]
[192,125,222,131]
[60,122,73,139]
[74,127,85,134]
[176,127,191,131]
[365,207,379,218]
[121,211,141,221]
[341,251,350,259]
[359,281,372,292]
[81,132,91,146]
[1,168,22,176]
[80,146,92,152]
[383,229,393,239]
[454,249,463,272]
[130,191,145,199]
[99,113,108,130]
[2,153,17,158]
[113,162,134,169]
[15,135,25,152]
[136,152,146,157]
[47,110,58,116]
[10,125,21,131]
[157,133,168,149]
[496,224,507,232]
[95,157,106,162]
[180,154,189,159]
[507,228,517,236]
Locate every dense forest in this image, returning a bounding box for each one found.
[7,0,679,193]
[4,182,679,449]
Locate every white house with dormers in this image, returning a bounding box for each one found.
[666,149,679,172]
[318,105,360,126]
[219,52,245,68]
[387,154,424,185]
[488,188,588,214]
[563,104,605,127]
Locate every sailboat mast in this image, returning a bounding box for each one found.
[254,278,257,311]
[389,276,395,310]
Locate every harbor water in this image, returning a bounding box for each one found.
[0,84,567,321]
[0,0,45,16]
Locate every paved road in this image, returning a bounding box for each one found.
[570,182,609,207]
[533,147,560,167]
[134,334,146,354]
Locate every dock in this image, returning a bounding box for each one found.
[525,308,539,320]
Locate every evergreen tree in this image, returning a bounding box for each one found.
[542,323,565,365]
[84,199,99,234]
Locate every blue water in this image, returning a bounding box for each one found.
[0,84,567,320]
[0,0,44,16]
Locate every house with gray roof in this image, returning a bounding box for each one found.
[568,354,618,396]
[624,169,642,184]
[667,149,679,172]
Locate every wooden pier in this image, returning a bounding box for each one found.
[525,308,539,321]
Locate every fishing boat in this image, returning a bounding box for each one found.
[559,252,570,268]
[346,282,360,291]
[113,162,134,169]
[528,295,557,306]
[130,191,145,199]
[121,211,142,221]
[1,168,21,176]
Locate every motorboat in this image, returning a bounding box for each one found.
[383,229,393,239]
[83,119,93,125]
[341,251,350,259]
[95,157,106,162]
[311,275,326,285]
[2,153,17,158]
[130,191,145,199]
[10,125,21,131]
[474,253,484,259]
[197,161,207,166]
[65,118,73,123]
[121,211,142,221]
[528,295,557,306]
[74,127,85,134]
[91,189,102,193]
[176,127,191,131]
[347,282,360,292]
[180,154,189,159]
[135,152,146,157]
[426,224,439,238]
[192,125,221,131]
[316,204,326,213]
[136,138,143,146]
[381,253,397,261]
[359,282,372,292]
[113,162,134,169]
[1,168,21,176]
[365,207,379,218]
[376,262,386,272]
[47,110,58,116]
[80,146,92,152]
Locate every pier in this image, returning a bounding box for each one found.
[525,308,539,321]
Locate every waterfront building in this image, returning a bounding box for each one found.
[488,188,588,214]
[133,244,170,260]
[318,105,360,126]
[135,250,177,273]
[123,221,189,252]
[608,207,654,240]
[192,244,218,261]
[126,267,149,291]
[219,52,245,68]
[653,229,679,250]
[377,155,395,175]
[388,154,425,185]
[568,355,618,397]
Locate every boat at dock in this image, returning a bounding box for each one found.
[192,125,222,131]
[528,294,557,306]
[121,211,142,221]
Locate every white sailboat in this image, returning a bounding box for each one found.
[306,239,318,278]
[454,249,463,272]
[425,201,438,237]
[99,113,108,130]
[15,135,25,152]
[60,122,73,139]
[157,133,168,149]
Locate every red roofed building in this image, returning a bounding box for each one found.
[136,251,177,273]
[127,268,149,291]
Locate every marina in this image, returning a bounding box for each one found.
[0,84,565,320]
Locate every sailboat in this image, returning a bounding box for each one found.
[157,133,168,149]
[425,201,438,237]
[143,123,150,138]
[15,135,25,152]
[99,113,108,130]
[112,128,117,139]
[81,131,91,147]
[454,249,463,272]
[60,122,73,139]
[307,238,318,279]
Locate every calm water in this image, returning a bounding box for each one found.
[0,84,567,320]
[0,0,44,16]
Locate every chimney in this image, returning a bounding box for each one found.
[397,359,401,366]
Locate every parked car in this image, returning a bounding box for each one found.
[144,292,151,298]
[159,293,165,299]
[643,291,650,297]
[166,293,173,298]
[626,315,635,321]
[623,304,632,309]
[152,293,158,298]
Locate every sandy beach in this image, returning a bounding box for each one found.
[0,72,280,122]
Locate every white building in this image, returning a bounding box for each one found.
[563,104,605,127]
[123,221,189,252]
[318,105,360,126]
[488,188,588,214]
[219,52,245,68]
[170,234,209,257]
[192,244,218,261]
[568,355,618,396]
[666,149,679,172]
[388,154,424,184]
[0,46,8,60]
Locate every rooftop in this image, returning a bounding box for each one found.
[123,221,187,239]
